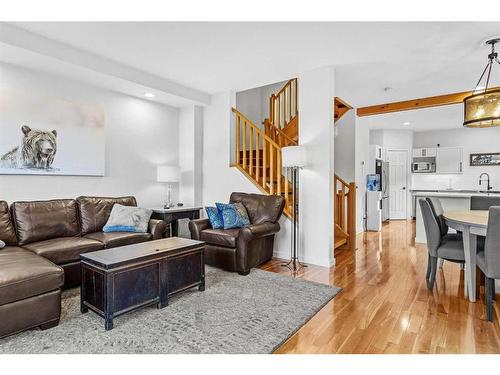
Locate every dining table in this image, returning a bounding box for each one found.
[443,210,489,302]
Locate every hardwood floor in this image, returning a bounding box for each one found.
[260,220,500,354]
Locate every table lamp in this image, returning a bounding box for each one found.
[157,165,180,209]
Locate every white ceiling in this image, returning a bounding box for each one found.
[362,104,465,132]
[3,22,500,108]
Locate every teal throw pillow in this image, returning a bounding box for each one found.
[205,206,224,229]
[216,202,250,229]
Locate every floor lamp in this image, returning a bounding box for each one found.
[281,145,307,273]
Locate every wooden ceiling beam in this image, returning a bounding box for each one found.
[356,87,500,117]
[334,97,353,123]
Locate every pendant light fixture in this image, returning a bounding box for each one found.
[463,38,500,128]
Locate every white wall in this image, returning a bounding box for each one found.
[0,62,179,206]
[355,115,370,233]
[298,66,335,267]
[334,110,356,183]
[179,105,203,207]
[412,127,500,191]
[235,80,286,129]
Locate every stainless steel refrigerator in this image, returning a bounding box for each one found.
[381,162,390,222]
[374,160,390,223]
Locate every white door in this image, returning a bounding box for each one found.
[387,150,408,220]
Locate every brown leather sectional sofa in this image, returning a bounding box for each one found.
[0,196,167,339]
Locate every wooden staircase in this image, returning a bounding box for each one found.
[232,79,357,251]
[232,108,294,217]
[264,78,299,147]
[334,174,356,251]
[231,79,300,218]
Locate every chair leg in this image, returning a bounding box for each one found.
[426,254,431,281]
[476,266,484,300]
[427,256,438,290]
[493,280,497,302]
[486,277,494,322]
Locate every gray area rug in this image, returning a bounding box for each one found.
[0,266,341,354]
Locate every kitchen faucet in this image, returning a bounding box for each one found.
[479,173,492,192]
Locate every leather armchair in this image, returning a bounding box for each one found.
[189,192,285,275]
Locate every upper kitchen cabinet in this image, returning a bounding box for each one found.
[436,147,463,174]
[412,148,437,157]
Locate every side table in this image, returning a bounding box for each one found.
[151,206,202,238]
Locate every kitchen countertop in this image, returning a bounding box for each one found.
[411,190,500,198]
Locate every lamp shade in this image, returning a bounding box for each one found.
[157,165,180,182]
[282,146,307,168]
[463,89,500,128]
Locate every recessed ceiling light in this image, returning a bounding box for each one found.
[403,122,410,126]
[144,93,155,98]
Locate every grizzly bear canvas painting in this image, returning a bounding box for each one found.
[0,88,105,176]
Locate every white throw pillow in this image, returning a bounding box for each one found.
[0,240,5,249]
[103,204,153,233]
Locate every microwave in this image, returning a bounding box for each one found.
[412,162,435,173]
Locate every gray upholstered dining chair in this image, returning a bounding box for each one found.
[471,196,500,210]
[427,197,463,269]
[419,199,466,290]
[476,206,500,322]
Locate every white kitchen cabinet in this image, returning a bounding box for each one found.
[436,147,463,174]
[412,148,437,157]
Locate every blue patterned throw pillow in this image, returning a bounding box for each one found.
[215,202,250,229]
[205,206,224,229]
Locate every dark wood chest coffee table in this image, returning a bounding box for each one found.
[80,237,205,330]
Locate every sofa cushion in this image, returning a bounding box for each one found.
[230,192,285,224]
[84,231,152,248]
[11,199,80,245]
[23,237,104,264]
[200,228,241,248]
[77,196,137,235]
[0,246,64,305]
[0,201,18,246]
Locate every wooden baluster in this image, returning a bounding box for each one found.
[243,121,247,171]
[274,95,281,128]
[256,132,260,183]
[340,186,346,231]
[277,148,282,196]
[249,126,253,177]
[270,95,274,125]
[288,84,292,123]
[270,146,274,194]
[236,115,240,165]
[263,141,267,191]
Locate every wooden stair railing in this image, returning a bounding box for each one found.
[334,174,356,251]
[265,78,299,145]
[263,118,298,147]
[232,108,293,217]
